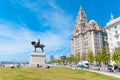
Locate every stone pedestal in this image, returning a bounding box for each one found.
[29,52,46,67]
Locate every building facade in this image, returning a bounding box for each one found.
[105,14,120,54]
[71,7,107,57]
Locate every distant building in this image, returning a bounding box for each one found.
[71,7,107,58]
[105,14,120,53]
[59,55,67,60]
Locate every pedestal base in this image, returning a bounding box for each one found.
[29,52,46,67]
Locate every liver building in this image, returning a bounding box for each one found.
[71,7,107,57]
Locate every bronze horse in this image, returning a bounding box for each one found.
[31,39,45,52]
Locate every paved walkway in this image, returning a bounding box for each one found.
[85,69,120,78]
[48,64,120,78]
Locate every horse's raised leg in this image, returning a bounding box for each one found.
[41,47,44,52]
[34,47,36,52]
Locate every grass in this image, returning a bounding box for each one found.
[0,67,119,80]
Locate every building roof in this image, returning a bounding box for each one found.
[106,16,120,28]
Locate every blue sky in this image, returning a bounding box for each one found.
[0,0,120,62]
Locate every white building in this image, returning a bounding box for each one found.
[71,7,107,58]
[105,14,120,54]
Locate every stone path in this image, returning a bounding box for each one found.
[86,69,120,78]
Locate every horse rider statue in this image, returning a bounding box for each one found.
[31,39,45,52]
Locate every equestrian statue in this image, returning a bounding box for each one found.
[31,39,45,52]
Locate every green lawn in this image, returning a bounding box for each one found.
[0,67,119,80]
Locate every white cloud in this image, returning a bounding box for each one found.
[0,23,33,54]
[0,21,70,55]
[21,0,74,35]
[0,0,74,61]
[20,0,74,52]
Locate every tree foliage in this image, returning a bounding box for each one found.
[81,53,87,61]
[67,54,80,63]
[88,51,94,63]
[101,46,110,64]
[95,53,101,63]
[94,46,110,64]
[52,59,64,63]
[112,47,120,64]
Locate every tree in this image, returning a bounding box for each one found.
[95,53,101,63]
[73,54,80,63]
[67,54,73,64]
[52,59,63,63]
[112,47,120,64]
[67,54,80,64]
[88,51,94,63]
[101,46,110,64]
[96,46,110,70]
[81,53,87,61]
[88,50,94,69]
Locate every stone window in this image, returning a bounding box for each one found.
[115,31,118,35]
[114,26,117,29]
[114,35,119,39]
[117,42,120,46]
